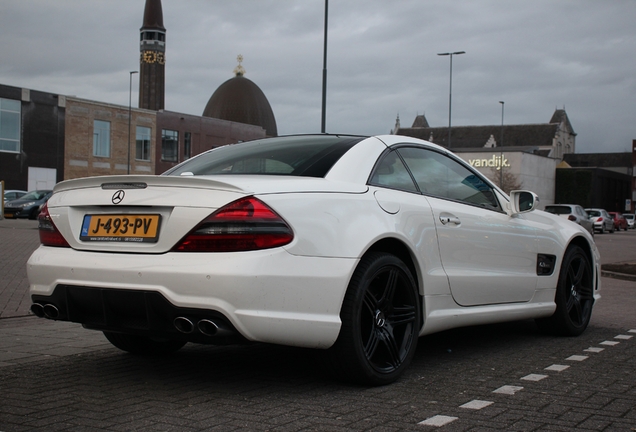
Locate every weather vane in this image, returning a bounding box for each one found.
[234,54,246,76]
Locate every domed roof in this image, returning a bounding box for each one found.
[203,61,277,137]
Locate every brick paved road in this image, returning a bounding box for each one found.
[0,218,635,431]
[0,219,39,318]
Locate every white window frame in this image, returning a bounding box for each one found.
[93,120,111,158]
[0,98,21,154]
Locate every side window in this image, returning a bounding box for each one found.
[369,150,418,193]
[397,147,499,209]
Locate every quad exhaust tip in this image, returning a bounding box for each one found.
[173,317,195,334]
[30,303,45,318]
[197,319,219,336]
[31,303,60,319]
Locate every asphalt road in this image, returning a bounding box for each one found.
[0,219,634,431]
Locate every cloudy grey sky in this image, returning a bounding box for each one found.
[1,0,635,153]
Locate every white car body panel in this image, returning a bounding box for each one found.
[28,246,355,348]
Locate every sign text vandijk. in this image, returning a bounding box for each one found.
[468,155,510,171]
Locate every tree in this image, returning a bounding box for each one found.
[487,166,522,194]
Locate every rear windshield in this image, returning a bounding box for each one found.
[163,135,365,178]
[586,210,600,217]
[544,205,572,215]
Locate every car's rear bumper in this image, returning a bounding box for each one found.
[27,246,356,348]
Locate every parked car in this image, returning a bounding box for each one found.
[585,208,615,234]
[3,190,53,219]
[3,189,27,203]
[608,212,628,231]
[544,204,594,236]
[622,213,635,229]
[27,134,600,385]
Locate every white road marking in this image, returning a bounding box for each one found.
[521,374,548,381]
[460,400,493,410]
[493,385,524,395]
[566,355,588,361]
[545,364,570,372]
[418,415,458,427]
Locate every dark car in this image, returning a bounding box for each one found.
[544,204,594,236]
[608,211,628,231]
[3,189,27,203]
[3,190,53,219]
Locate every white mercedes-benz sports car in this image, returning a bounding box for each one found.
[28,134,600,385]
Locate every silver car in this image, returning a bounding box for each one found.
[544,204,594,236]
[585,208,615,234]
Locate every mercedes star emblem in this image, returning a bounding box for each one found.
[112,190,125,205]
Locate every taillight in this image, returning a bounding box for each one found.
[172,196,293,252]
[568,215,577,222]
[38,203,70,248]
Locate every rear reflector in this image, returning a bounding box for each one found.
[172,196,293,252]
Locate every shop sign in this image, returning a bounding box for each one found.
[468,155,510,171]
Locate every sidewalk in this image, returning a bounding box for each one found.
[0,218,39,318]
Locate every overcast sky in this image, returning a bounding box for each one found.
[1,0,635,153]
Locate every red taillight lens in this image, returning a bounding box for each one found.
[568,215,577,222]
[172,196,293,252]
[38,203,70,248]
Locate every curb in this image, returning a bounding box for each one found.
[600,270,636,282]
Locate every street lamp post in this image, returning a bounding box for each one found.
[128,71,138,175]
[321,0,328,133]
[437,51,465,149]
[499,100,505,189]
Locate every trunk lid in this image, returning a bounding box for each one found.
[46,175,366,253]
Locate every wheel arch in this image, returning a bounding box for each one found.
[567,235,594,267]
[363,238,419,288]
[361,237,424,329]
[565,235,599,292]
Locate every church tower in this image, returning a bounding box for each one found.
[139,0,166,110]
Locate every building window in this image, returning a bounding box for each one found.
[0,98,21,153]
[136,126,151,161]
[93,120,111,157]
[162,129,178,162]
[184,132,192,160]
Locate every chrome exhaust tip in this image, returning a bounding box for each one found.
[42,304,60,319]
[30,303,45,318]
[197,319,219,336]
[173,317,195,334]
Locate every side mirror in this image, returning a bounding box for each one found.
[509,190,539,214]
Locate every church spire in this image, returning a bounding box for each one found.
[139,0,166,110]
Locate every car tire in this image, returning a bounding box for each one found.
[103,332,186,355]
[328,252,420,386]
[600,224,605,234]
[535,245,594,336]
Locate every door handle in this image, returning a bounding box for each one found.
[439,215,461,225]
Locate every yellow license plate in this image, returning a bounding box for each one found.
[80,214,161,243]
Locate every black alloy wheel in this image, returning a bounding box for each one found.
[329,252,420,385]
[536,245,594,336]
